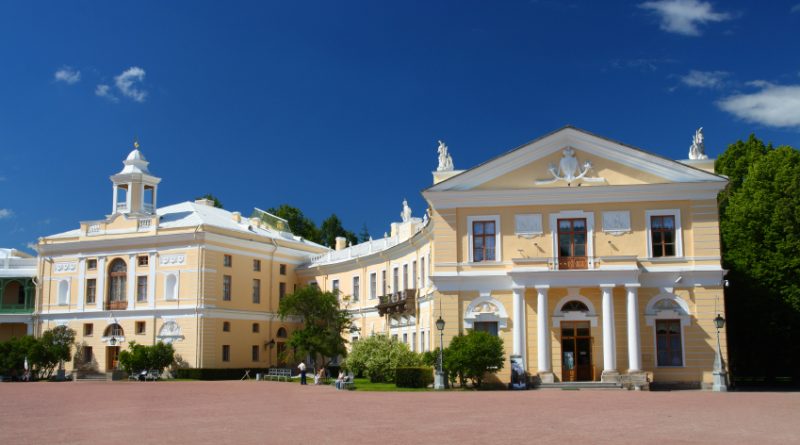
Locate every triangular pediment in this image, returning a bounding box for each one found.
[426,127,725,192]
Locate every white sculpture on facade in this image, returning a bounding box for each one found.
[437,140,454,172]
[535,147,605,185]
[400,199,412,222]
[689,127,708,160]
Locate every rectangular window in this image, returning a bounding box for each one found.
[352,276,360,302]
[252,279,261,304]
[136,276,147,302]
[393,268,398,294]
[136,321,146,335]
[420,257,426,287]
[223,254,232,267]
[403,264,408,290]
[86,278,96,304]
[87,259,97,270]
[381,270,387,296]
[656,320,683,366]
[137,255,148,267]
[412,332,416,352]
[421,331,426,352]
[403,333,408,344]
[252,323,260,333]
[83,323,93,337]
[557,218,588,270]
[223,275,232,301]
[279,282,287,301]
[472,220,497,262]
[412,261,417,288]
[252,345,259,362]
[253,259,261,272]
[332,279,339,295]
[473,321,499,336]
[651,215,676,257]
[369,272,377,299]
[83,346,93,364]
[280,264,287,275]
[223,321,230,332]
[222,345,230,362]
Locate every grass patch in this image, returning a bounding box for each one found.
[351,378,431,392]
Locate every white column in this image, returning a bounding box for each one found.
[77,258,86,311]
[112,185,118,213]
[96,257,106,310]
[626,285,642,372]
[512,287,527,368]
[601,285,617,374]
[127,254,136,309]
[536,286,551,374]
[126,182,132,211]
[148,252,156,308]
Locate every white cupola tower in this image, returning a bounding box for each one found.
[110,140,161,215]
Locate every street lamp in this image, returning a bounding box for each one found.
[434,315,445,390]
[712,313,728,392]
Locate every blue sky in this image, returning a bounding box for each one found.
[1,0,799,252]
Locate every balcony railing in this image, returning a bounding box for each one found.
[376,289,417,316]
[116,203,128,212]
[558,256,588,270]
[0,301,34,313]
[105,300,128,310]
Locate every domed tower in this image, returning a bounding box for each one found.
[110,140,161,215]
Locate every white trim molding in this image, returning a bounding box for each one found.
[552,289,599,328]
[466,215,502,263]
[645,209,683,259]
[515,213,543,238]
[549,210,595,270]
[463,294,509,330]
[645,293,690,369]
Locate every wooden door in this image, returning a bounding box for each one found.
[105,346,120,371]
[561,322,593,382]
[557,218,588,269]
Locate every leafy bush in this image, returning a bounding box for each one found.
[0,335,38,378]
[118,341,175,374]
[175,368,271,380]
[445,330,504,388]
[395,367,434,388]
[0,327,76,380]
[343,334,421,383]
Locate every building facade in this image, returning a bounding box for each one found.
[0,249,37,341]
[301,127,729,388]
[36,147,327,373]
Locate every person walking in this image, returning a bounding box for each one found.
[298,361,307,385]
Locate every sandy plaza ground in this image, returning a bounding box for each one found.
[1,381,798,445]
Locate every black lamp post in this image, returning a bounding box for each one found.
[434,315,445,390]
[712,313,727,392]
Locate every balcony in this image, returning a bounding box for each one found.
[376,289,417,316]
[105,300,128,310]
[1,278,35,313]
[558,256,588,270]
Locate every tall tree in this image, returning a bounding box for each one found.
[358,222,371,243]
[267,204,321,243]
[196,193,223,208]
[319,214,357,248]
[277,285,351,368]
[716,135,800,384]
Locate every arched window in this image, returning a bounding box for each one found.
[653,298,683,312]
[562,300,589,312]
[57,280,69,305]
[108,259,127,303]
[104,323,124,337]
[165,274,178,301]
[276,327,288,338]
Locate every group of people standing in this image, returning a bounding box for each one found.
[297,361,350,389]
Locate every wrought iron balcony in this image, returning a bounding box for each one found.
[376,289,417,316]
[105,300,128,310]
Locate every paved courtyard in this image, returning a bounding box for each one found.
[1,381,798,444]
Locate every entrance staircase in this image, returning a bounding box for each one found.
[73,372,110,382]
[537,381,623,390]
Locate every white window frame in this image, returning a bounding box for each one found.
[645,294,690,368]
[645,209,683,259]
[467,215,502,263]
[352,275,360,302]
[549,210,595,270]
[369,272,377,299]
[164,273,179,301]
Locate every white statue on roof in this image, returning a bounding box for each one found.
[689,127,708,160]
[400,199,412,222]
[437,140,454,172]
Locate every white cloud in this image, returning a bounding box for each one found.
[0,209,14,219]
[792,4,800,13]
[25,242,38,252]
[681,70,728,88]
[718,84,800,128]
[639,0,732,36]
[95,84,118,102]
[54,66,81,84]
[114,66,147,102]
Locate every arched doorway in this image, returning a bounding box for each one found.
[103,323,124,371]
[559,300,593,382]
[107,259,127,310]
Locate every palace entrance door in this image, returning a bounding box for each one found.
[561,321,593,382]
[105,346,120,371]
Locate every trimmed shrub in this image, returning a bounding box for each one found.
[395,367,434,388]
[176,368,271,380]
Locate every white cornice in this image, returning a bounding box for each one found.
[424,182,725,209]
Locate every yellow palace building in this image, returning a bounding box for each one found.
[36,126,729,388]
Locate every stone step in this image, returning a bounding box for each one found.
[538,382,623,390]
[74,373,110,381]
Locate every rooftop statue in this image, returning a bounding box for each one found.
[400,199,412,223]
[689,127,708,160]
[437,140,454,172]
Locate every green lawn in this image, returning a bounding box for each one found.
[350,378,431,392]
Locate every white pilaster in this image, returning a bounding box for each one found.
[148,252,156,308]
[512,286,527,368]
[626,285,642,372]
[127,254,136,309]
[112,184,118,214]
[601,285,618,376]
[126,182,132,212]
[96,257,106,310]
[77,258,86,311]
[536,286,552,377]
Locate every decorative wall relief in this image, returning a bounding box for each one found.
[602,211,631,235]
[515,214,543,237]
[54,262,77,273]
[535,147,606,186]
[159,254,186,266]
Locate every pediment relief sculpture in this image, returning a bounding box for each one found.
[535,147,606,186]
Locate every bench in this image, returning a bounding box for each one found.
[265,368,293,382]
[334,373,355,390]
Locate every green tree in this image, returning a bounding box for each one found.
[445,331,504,388]
[343,334,421,383]
[278,285,351,368]
[196,193,224,208]
[358,223,371,243]
[0,335,38,378]
[319,214,357,248]
[267,204,321,243]
[118,341,176,375]
[716,135,800,382]
[29,326,76,379]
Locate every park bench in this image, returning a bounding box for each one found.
[265,368,293,382]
